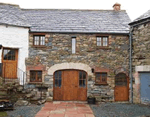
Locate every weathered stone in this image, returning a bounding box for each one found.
[37,99,46,105]
[17,86,23,92]
[25,33,130,103]
[46,97,53,102]
[26,93,34,98]
[15,100,29,106]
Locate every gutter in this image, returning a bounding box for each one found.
[129,26,133,103]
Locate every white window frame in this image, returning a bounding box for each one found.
[72,38,76,54]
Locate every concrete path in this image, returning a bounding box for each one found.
[35,102,95,117]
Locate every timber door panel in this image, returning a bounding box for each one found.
[2,48,18,79]
[115,73,129,101]
[53,71,63,100]
[78,71,87,101]
[63,70,78,101]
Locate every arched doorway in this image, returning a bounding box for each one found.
[53,69,87,101]
[114,73,129,101]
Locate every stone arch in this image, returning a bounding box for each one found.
[47,62,93,76]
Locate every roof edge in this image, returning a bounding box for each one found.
[0,23,30,28]
[0,2,20,8]
[129,17,150,26]
[29,31,129,35]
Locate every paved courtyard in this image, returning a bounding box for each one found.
[35,102,95,117]
[6,102,150,117]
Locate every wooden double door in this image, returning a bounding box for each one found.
[114,73,129,101]
[53,70,87,101]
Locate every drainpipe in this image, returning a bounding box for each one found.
[129,26,133,103]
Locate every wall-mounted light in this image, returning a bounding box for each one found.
[0,44,2,49]
[91,68,94,73]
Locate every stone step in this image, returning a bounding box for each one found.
[0,88,7,92]
[0,92,8,95]
[0,96,9,100]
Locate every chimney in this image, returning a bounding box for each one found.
[113,3,121,11]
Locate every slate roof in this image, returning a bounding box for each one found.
[22,9,130,34]
[0,3,30,27]
[129,10,150,25]
[0,3,131,34]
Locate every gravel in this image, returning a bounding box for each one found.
[6,104,44,117]
[90,102,150,117]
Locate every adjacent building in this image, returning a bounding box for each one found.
[0,3,29,84]
[129,10,150,104]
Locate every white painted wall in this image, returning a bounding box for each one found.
[0,25,29,84]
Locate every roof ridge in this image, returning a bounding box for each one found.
[21,8,126,12]
[0,2,20,8]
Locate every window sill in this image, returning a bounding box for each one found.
[96,47,111,50]
[95,83,108,85]
[32,46,46,48]
[28,82,43,84]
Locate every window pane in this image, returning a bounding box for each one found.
[95,73,101,83]
[103,37,108,46]
[58,79,61,87]
[83,80,86,87]
[34,36,39,45]
[115,73,127,86]
[97,37,101,42]
[30,71,36,82]
[103,42,107,46]
[55,71,58,79]
[55,71,61,87]
[72,38,76,54]
[83,72,86,79]
[97,37,101,46]
[102,73,107,82]
[11,50,15,60]
[3,49,16,60]
[37,71,42,81]
[79,80,83,87]
[103,37,108,41]
[40,36,45,45]
[3,49,8,60]
[55,79,58,87]
[58,71,62,79]
[79,71,82,80]
[79,71,86,87]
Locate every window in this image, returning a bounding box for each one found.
[54,71,62,87]
[97,37,108,47]
[95,72,107,84]
[72,38,76,54]
[79,71,86,87]
[115,73,127,86]
[33,35,45,46]
[30,70,42,82]
[3,49,16,60]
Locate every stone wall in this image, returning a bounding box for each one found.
[132,22,150,103]
[25,33,129,102]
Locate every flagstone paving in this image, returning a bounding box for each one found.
[35,102,95,117]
